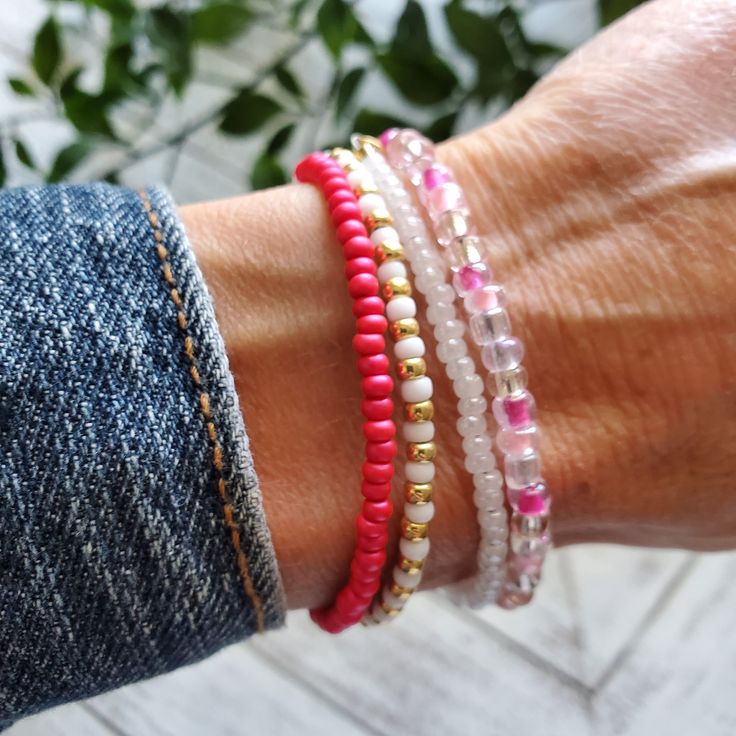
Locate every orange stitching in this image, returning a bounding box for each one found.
[138,190,266,633]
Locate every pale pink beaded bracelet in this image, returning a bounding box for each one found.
[380,128,552,609]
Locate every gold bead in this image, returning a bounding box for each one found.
[401,518,429,540]
[390,317,420,342]
[382,276,412,300]
[407,441,436,462]
[352,134,383,159]
[398,555,425,574]
[405,482,433,504]
[389,583,415,600]
[375,240,405,264]
[406,399,434,422]
[366,208,393,232]
[355,181,379,196]
[380,600,401,617]
[397,357,426,380]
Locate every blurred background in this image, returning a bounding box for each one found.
[5,1,736,735]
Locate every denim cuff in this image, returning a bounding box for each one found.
[0,184,285,727]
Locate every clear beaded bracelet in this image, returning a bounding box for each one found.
[352,135,510,608]
[332,146,438,623]
[379,128,552,609]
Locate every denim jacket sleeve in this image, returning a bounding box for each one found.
[0,184,286,728]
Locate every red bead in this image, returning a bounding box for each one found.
[363,419,395,442]
[352,333,385,356]
[361,480,391,501]
[322,177,349,198]
[361,375,393,398]
[348,272,378,299]
[335,589,370,618]
[357,353,390,376]
[350,560,376,585]
[331,201,362,226]
[343,236,375,260]
[356,314,387,335]
[362,499,393,523]
[362,461,394,484]
[352,296,384,318]
[357,531,389,551]
[345,257,377,280]
[365,439,397,463]
[337,220,366,243]
[349,576,381,598]
[355,548,387,571]
[328,189,355,210]
[361,397,393,420]
[356,514,387,538]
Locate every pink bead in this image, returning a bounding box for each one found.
[379,128,400,147]
[464,284,507,314]
[363,419,395,441]
[331,201,362,226]
[348,272,378,299]
[365,439,397,463]
[361,480,391,501]
[361,397,394,420]
[496,424,540,457]
[357,353,390,376]
[352,296,384,318]
[346,257,377,279]
[343,236,375,259]
[508,482,551,516]
[362,499,393,523]
[427,182,466,219]
[352,333,385,355]
[321,177,350,198]
[337,220,367,244]
[453,263,492,296]
[493,391,536,429]
[422,164,452,191]
[327,189,356,210]
[356,314,387,335]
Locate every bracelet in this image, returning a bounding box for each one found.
[380,128,552,608]
[353,136,509,607]
[294,152,398,632]
[332,147,437,623]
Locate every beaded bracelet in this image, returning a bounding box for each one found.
[294,152,398,632]
[332,147,438,623]
[353,135,509,608]
[380,128,552,609]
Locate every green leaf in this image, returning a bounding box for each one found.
[33,16,62,85]
[14,139,34,169]
[335,68,364,119]
[444,1,511,67]
[353,109,408,139]
[275,65,303,99]
[85,0,135,20]
[103,42,141,98]
[423,112,457,142]
[391,0,433,58]
[377,52,457,106]
[0,145,6,187]
[290,0,311,29]
[190,3,252,43]
[145,8,192,95]
[8,78,34,96]
[267,124,295,155]
[317,0,357,58]
[599,0,643,25]
[250,150,287,190]
[219,91,282,135]
[63,90,115,137]
[47,141,91,182]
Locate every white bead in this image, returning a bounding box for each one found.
[465,453,496,474]
[400,536,430,560]
[414,266,444,294]
[474,470,504,491]
[427,283,455,304]
[454,373,484,399]
[436,338,467,363]
[434,319,465,342]
[401,376,433,403]
[405,461,435,483]
[403,420,434,443]
[446,357,475,380]
[359,193,386,216]
[463,434,491,456]
[405,500,435,523]
[371,226,400,246]
[371,604,391,623]
[386,296,416,322]
[393,566,423,589]
[394,336,425,360]
[473,485,504,509]
[347,170,363,189]
[377,260,407,284]
[426,301,455,325]
[458,396,486,416]
[457,414,487,437]
[383,586,407,610]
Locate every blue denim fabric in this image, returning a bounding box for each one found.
[0,184,286,728]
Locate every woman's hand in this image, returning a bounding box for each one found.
[181,0,736,608]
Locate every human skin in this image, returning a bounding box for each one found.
[180,0,736,610]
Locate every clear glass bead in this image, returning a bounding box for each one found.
[446,356,475,380]
[457,414,487,437]
[427,182,467,220]
[436,209,473,247]
[434,319,465,342]
[492,391,536,429]
[511,529,551,556]
[462,434,491,456]
[436,337,467,363]
[507,482,551,515]
[458,395,487,416]
[496,424,541,457]
[464,283,506,314]
[448,235,486,272]
[487,365,529,398]
[480,336,524,372]
[385,129,435,173]
[469,308,511,345]
[505,453,543,489]
[426,301,455,325]
[454,373,483,399]
[510,512,550,538]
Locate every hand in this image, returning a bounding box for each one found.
[180,0,736,609]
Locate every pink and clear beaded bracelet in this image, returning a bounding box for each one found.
[380,128,552,609]
[353,135,509,608]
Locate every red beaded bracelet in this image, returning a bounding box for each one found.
[294,152,398,633]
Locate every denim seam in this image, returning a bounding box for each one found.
[137,190,266,633]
